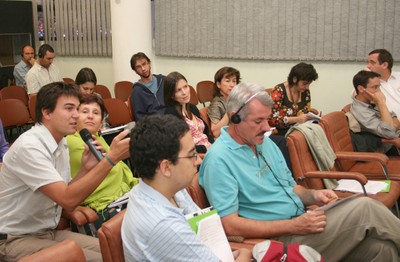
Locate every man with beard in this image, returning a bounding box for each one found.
[200,82,400,261]
[129,52,165,120]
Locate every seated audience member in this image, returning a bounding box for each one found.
[268,62,318,136]
[75,68,109,129]
[208,67,292,169]
[26,44,62,94]
[208,66,241,137]
[13,45,35,88]
[366,49,400,118]
[350,70,400,154]
[75,67,99,96]
[122,115,252,261]
[129,52,165,120]
[66,94,138,229]
[164,72,214,153]
[199,82,400,261]
[0,82,130,261]
[0,119,9,162]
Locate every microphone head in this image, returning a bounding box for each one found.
[79,128,92,142]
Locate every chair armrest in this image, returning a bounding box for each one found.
[62,208,89,227]
[335,151,389,165]
[310,108,319,115]
[305,171,368,196]
[75,206,99,223]
[305,171,368,184]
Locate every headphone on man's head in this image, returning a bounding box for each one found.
[230,91,264,124]
[38,46,45,58]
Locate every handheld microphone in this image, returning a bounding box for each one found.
[79,128,103,162]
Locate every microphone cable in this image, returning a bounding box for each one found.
[258,151,305,217]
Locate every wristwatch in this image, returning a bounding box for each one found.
[283,116,289,124]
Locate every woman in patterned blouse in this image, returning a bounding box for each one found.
[268,63,318,136]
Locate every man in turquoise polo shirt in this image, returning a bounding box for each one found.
[199,82,400,261]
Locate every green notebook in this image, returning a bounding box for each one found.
[186,208,218,233]
[380,180,391,193]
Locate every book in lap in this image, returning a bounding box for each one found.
[185,207,234,262]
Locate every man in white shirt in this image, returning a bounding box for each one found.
[13,45,35,88]
[366,49,400,118]
[0,82,131,261]
[26,44,62,94]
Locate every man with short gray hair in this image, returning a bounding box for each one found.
[200,82,400,261]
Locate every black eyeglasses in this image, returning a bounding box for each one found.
[177,152,198,161]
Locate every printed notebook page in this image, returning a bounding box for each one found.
[196,213,234,262]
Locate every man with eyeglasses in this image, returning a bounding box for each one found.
[122,115,251,261]
[199,82,400,261]
[129,52,165,120]
[350,70,400,153]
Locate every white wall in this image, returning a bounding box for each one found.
[55,56,399,114]
[55,56,114,94]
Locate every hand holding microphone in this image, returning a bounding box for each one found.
[79,128,103,162]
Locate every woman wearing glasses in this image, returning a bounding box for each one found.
[164,72,214,153]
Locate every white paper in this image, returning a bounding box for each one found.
[107,192,129,208]
[306,112,321,120]
[264,127,276,137]
[100,124,127,135]
[334,179,388,194]
[197,214,235,262]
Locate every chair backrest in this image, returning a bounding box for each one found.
[63,77,75,83]
[186,173,210,209]
[265,88,274,95]
[199,107,212,137]
[196,80,214,105]
[28,93,37,121]
[126,96,134,121]
[19,240,86,262]
[114,81,133,102]
[103,98,132,127]
[94,85,112,99]
[341,104,351,113]
[98,209,126,262]
[189,85,199,105]
[319,111,356,171]
[286,130,327,190]
[0,99,30,128]
[0,85,28,107]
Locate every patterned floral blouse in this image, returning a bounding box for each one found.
[185,114,211,148]
[268,83,311,136]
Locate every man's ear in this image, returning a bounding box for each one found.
[41,108,51,120]
[159,159,172,178]
[357,85,366,94]
[381,61,389,69]
[293,77,297,84]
